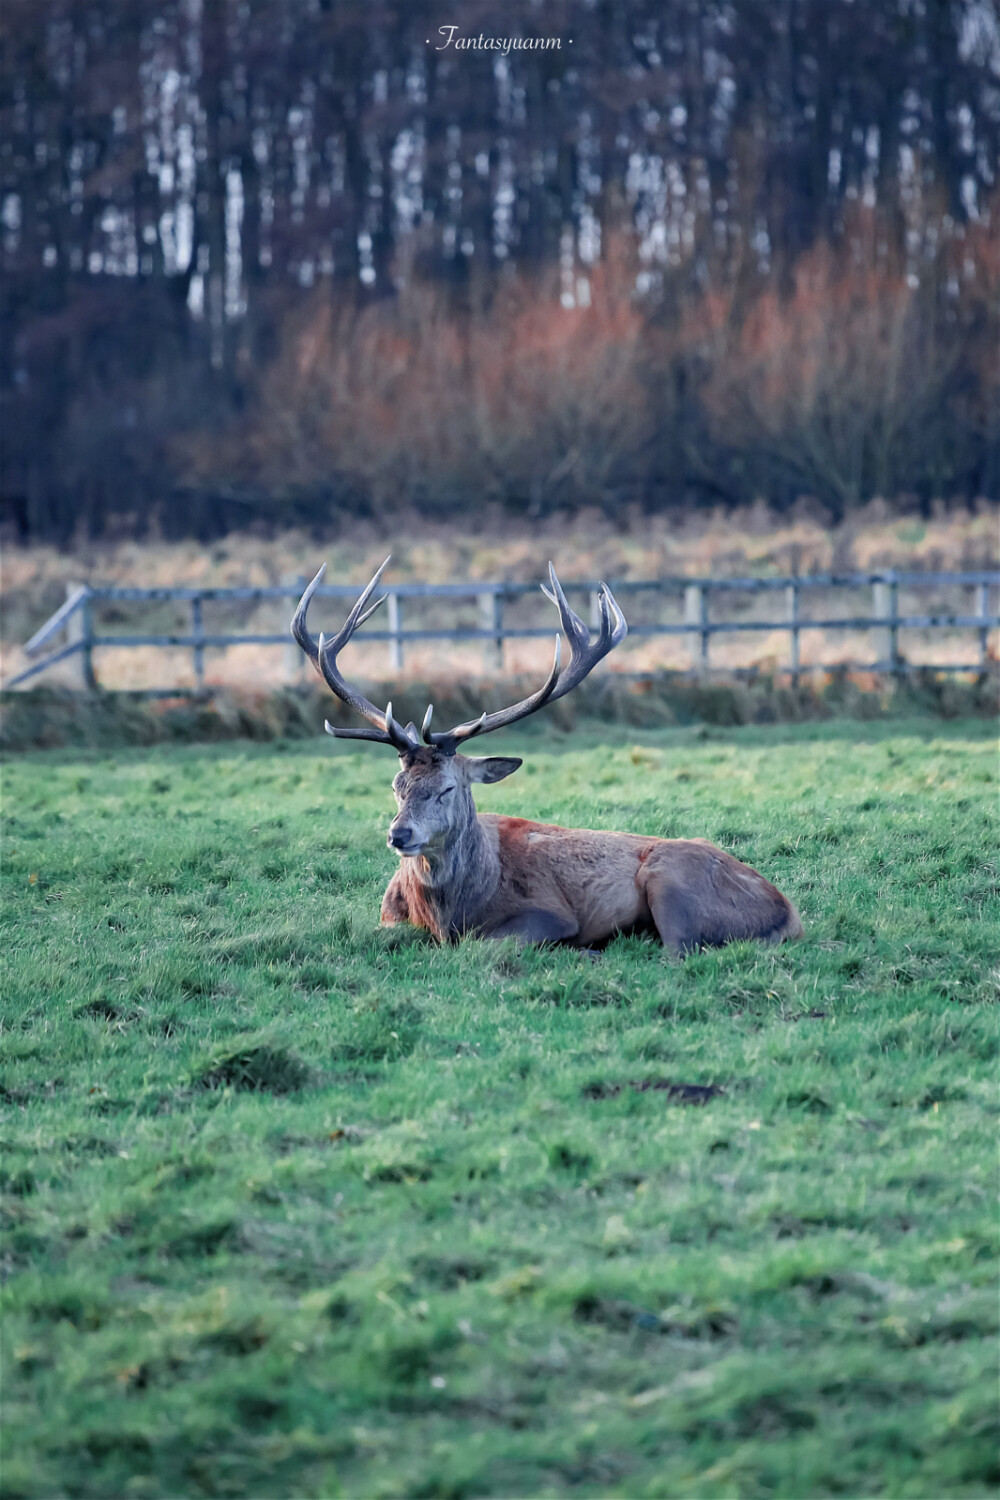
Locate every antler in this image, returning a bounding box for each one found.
[425,563,627,751]
[292,559,628,756]
[290,559,419,752]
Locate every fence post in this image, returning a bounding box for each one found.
[785,581,800,683]
[387,591,404,672]
[479,589,503,672]
[282,574,306,684]
[65,582,96,690]
[684,583,709,677]
[873,575,899,673]
[976,582,990,669]
[190,596,205,691]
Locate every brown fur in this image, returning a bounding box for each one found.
[380,755,803,956]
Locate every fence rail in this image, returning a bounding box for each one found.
[7,570,999,692]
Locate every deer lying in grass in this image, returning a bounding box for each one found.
[292,560,802,955]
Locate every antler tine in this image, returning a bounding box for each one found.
[542,564,628,703]
[539,565,589,650]
[291,559,418,752]
[324,720,401,743]
[289,563,329,669]
[383,700,414,748]
[426,563,627,751]
[291,559,390,666]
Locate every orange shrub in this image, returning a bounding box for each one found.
[177,205,998,520]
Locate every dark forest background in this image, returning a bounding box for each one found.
[2,0,998,545]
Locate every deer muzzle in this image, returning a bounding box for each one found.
[388,820,423,855]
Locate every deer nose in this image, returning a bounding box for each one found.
[389,825,413,849]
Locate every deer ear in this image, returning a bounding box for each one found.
[465,756,523,784]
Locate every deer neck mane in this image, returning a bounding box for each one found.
[398,796,499,940]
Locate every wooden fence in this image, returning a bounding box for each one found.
[8,570,999,693]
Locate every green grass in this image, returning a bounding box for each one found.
[1,719,997,1499]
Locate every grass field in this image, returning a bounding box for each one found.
[1,719,998,1499]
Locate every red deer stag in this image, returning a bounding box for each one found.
[292,561,802,955]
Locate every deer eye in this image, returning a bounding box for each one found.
[437,787,454,801]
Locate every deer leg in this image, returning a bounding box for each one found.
[485,908,580,945]
[644,874,705,957]
[645,851,803,956]
[379,874,410,926]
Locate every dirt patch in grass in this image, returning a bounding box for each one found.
[193,1043,312,1094]
[583,1079,726,1103]
[574,1294,738,1339]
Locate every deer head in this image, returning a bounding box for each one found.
[385,745,521,859]
[291,558,627,861]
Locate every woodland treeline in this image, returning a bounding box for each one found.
[2,0,998,542]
